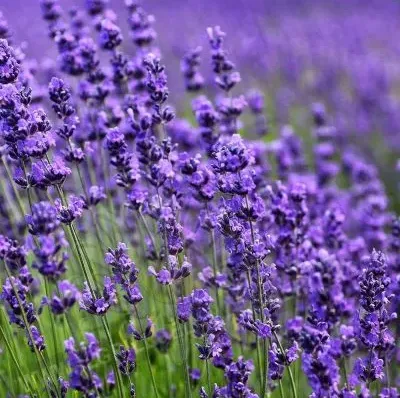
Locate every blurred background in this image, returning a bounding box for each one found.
[2,0,399,203]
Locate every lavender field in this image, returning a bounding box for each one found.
[0,0,399,397]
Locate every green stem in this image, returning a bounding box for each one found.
[99,143,119,244]
[342,357,348,388]
[246,270,263,392]
[133,305,159,398]
[75,161,106,256]
[168,286,192,398]
[100,316,125,398]
[204,336,212,396]
[273,331,297,398]
[0,316,32,393]
[3,263,57,397]
[205,204,221,315]
[278,379,286,398]
[138,210,158,256]
[1,157,25,216]
[44,280,60,372]
[66,220,124,398]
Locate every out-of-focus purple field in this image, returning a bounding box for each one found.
[4,1,400,142]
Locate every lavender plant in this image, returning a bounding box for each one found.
[0,1,399,398]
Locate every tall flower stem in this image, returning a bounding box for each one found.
[204,336,212,395]
[155,189,192,397]
[44,279,60,372]
[205,203,221,315]
[133,305,160,398]
[1,156,25,216]
[341,357,348,388]
[245,195,268,397]
[100,316,125,398]
[0,315,32,393]
[246,270,263,391]
[3,263,58,398]
[99,143,119,244]
[273,331,297,398]
[75,160,106,255]
[68,222,125,398]
[278,379,286,398]
[54,181,124,398]
[168,285,192,398]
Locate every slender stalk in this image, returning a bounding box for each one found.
[204,336,212,395]
[133,305,160,398]
[168,285,192,398]
[99,143,119,244]
[341,357,348,388]
[273,331,297,398]
[242,186,268,397]
[53,179,124,397]
[138,210,158,255]
[155,189,192,397]
[1,157,25,216]
[75,161,105,255]
[0,176,20,237]
[0,318,32,393]
[68,224,96,297]
[385,354,390,388]
[205,203,221,314]
[278,379,286,398]
[21,161,33,212]
[68,223,125,398]
[100,316,125,398]
[3,263,57,397]
[44,279,60,372]
[246,270,263,391]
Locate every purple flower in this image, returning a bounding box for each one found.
[27,325,45,352]
[99,19,123,50]
[65,333,103,395]
[0,39,20,84]
[155,329,172,353]
[352,352,384,384]
[181,46,204,92]
[86,185,106,206]
[116,345,136,375]
[26,201,59,235]
[212,134,252,174]
[48,280,80,315]
[207,26,241,92]
[177,296,191,323]
[79,276,117,315]
[128,318,153,340]
[55,196,85,224]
